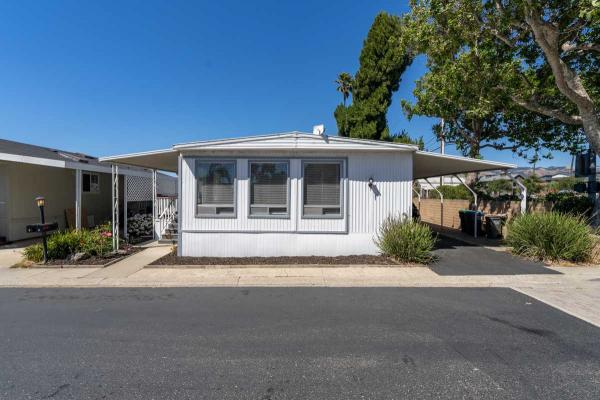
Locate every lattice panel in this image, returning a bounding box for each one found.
[126,176,153,202]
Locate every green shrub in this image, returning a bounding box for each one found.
[47,229,82,259]
[429,185,473,200]
[22,225,113,262]
[545,192,594,217]
[506,212,594,262]
[375,217,437,263]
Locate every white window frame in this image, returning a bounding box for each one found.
[194,159,237,219]
[301,159,345,219]
[248,160,290,219]
[82,172,100,194]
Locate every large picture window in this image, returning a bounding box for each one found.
[196,160,236,217]
[303,161,342,217]
[249,161,289,217]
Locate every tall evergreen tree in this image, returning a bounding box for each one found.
[334,12,413,140]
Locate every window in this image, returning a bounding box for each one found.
[303,161,342,217]
[82,173,100,193]
[196,160,236,217]
[249,161,289,217]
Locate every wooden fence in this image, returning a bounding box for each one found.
[414,198,552,232]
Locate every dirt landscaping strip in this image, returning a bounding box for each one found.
[21,247,143,268]
[149,251,403,267]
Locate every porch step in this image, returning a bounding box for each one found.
[158,233,178,245]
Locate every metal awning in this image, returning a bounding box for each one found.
[100,148,178,172]
[413,151,516,179]
[99,146,517,177]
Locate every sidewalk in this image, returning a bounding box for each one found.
[1,246,599,327]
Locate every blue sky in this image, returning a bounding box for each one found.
[0,0,573,167]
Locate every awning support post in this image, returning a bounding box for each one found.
[111,164,120,251]
[506,171,527,214]
[75,169,82,230]
[123,175,128,241]
[412,186,421,213]
[424,178,443,230]
[152,169,157,241]
[454,174,478,238]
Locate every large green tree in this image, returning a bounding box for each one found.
[334,12,413,140]
[401,10,586,160]
[402,0,599,155]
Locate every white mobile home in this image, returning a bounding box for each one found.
[101,131,514,257]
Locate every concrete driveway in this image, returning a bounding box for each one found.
[1,287,599,399]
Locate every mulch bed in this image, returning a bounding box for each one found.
[34,247,142,268]
[149,251,400,267]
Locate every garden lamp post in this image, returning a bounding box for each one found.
[35,196,48,263]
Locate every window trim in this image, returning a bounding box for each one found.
[301,159,345,220]
[194,159,237,219]
[247,159,291,219]
[82,172,100,194]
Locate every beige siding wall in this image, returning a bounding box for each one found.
[5,162,113,242]
[81,171,112,227]
[0,163,8,240]
[8,162,75,241]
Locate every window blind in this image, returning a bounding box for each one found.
[303,162,341,216]
[250,162,288,215]
[196,161,236,216]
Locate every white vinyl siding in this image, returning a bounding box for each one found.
[179,152,411,255]
[302,161,342,218]
[195,160,236,217]
[249,161,289,217]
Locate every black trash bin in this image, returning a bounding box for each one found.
[459,210,483,236]
[485,215,505,239]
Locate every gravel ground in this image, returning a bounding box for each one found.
[150,251,399,266]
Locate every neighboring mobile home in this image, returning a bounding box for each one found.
[0,139,175,243]
[101,130,515,257]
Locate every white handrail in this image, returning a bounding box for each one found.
[156,197,178,239]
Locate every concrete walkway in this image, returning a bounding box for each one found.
[84,246,172,279]
[1,245,599,327]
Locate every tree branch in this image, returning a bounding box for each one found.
[510,95,583,125]
[562,42,600,54]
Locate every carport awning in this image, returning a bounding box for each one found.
[413,151,516,179]
[99,149,179,173]
[100,147,517,177]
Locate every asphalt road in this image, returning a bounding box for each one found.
[1,288,598,400]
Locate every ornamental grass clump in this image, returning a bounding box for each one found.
[506,212,595,263]
[375,217,437,264]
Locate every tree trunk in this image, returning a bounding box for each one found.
[581,106,600,153]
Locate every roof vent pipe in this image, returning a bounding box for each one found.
[312,124,325,136]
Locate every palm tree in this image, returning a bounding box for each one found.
[335,72,353,106]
